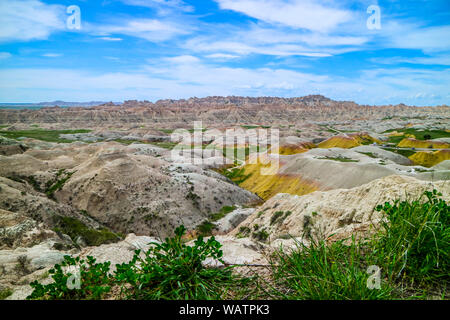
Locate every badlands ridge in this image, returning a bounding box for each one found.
[0,95,449,299]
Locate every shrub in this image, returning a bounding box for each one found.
[270,211,285,225]
[252,229,269,242]
[372,190,449,284]
[52,216,120,246]
[0,288,13,300]
[196,220,216,236]
[28,226,251,300]
[27,256,111,300]
[114,225,247,299]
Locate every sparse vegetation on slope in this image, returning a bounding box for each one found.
[0,129,91,143]
[22,191,450,301]
[272,190,449,299]
[52,216,120,247]
[384,128,450,145]
[318,156,359,163]
[28,226,253,300]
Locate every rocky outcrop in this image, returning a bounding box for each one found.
[1,96,448,128]
[231,175,450,243]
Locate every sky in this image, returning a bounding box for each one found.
[0,0,449,106]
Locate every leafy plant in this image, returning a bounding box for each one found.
[372,190,449,284]
[114,225,246,300]
[27,256,111,300]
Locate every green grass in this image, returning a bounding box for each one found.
[0,129,91,143]
[150,141,178,149]
[252,228,269,242]
[270,211,292,225]
[219,145,264,163]
[0,288,13,300]
[113,139,178,150]
[318,156,359,162]
[45,170,74,200]
[52,216,120,246]
[357,151,378,159]
[271,190,449,300]
[381,147,416,158]
[196,220,216,236]
[210,205,237,221]
[216,166,253,184]
[384,128,450,144]
[371,190,449,284]
[272,238,394,300]
[159,129,175,134]
[241,125,261,130]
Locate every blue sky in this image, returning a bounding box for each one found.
[0,0,449,105]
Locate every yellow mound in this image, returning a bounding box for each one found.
[318,133,381,149]
[398,138,450,149]
[237,161,318,200]
[388,131,404,137]
[277,142,315,155]
[409,149,450,167]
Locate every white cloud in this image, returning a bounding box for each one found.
[42,53,62,58]
[0,0,65,42]
[99,37,123,41]
[185,36,354,57]
[2,57,447,106]
[205,53,240,60]
[163,55,201,63]
[96,18,191,42]
[215,0,354,32]
[387,25,450,52]
[371,55,450,66]
[183,22,367,58]
[121,0,194,13]
[0,52,12,59]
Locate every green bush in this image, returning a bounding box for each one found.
[53,216,119,246]
[372,190,449,283]
[28,226,251,300]
[196,220,216,236]
[114,225,247,299]
[27,256,111,300]
[0,288,13,300]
